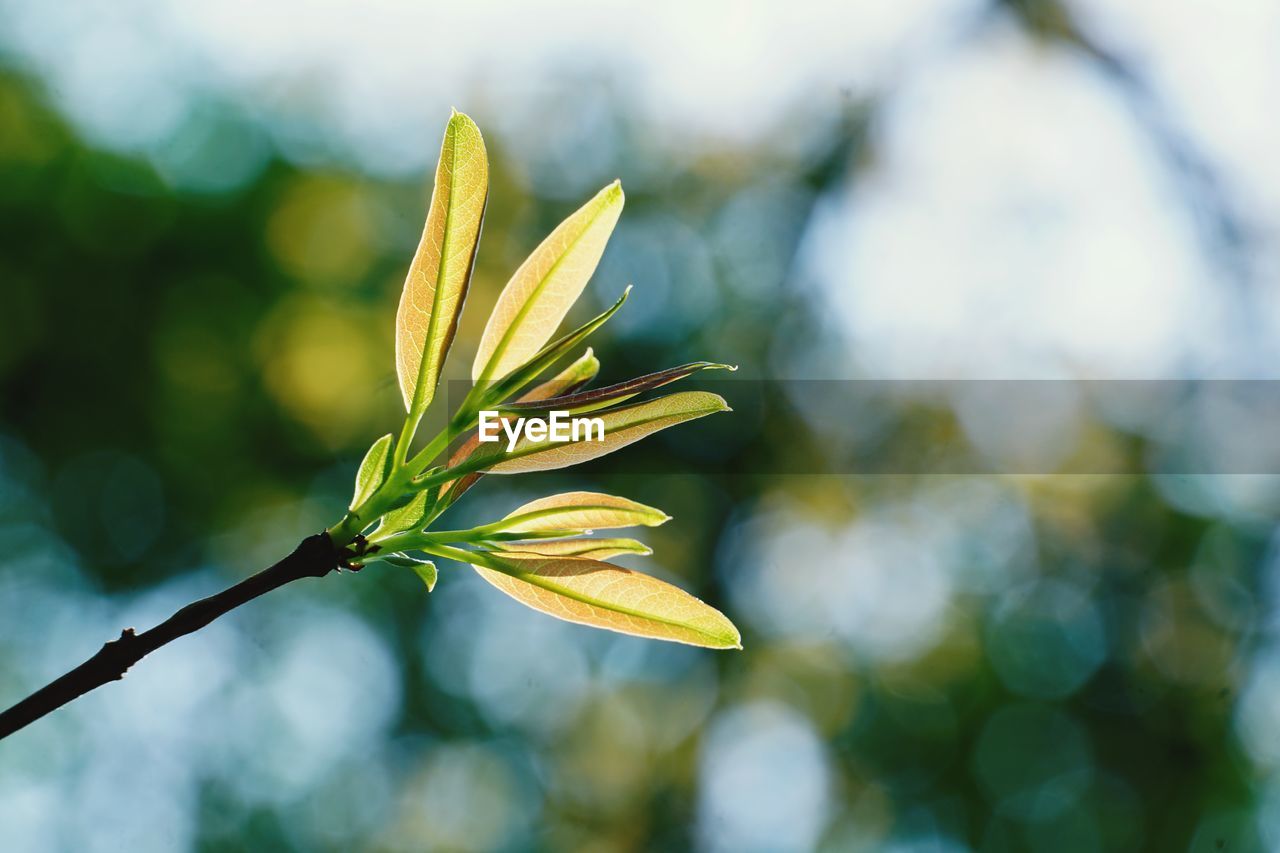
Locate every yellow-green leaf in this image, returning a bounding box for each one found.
[350,433,394,510]
[396,111,488,417]
[499,538,653,559]
[373,489,433,539]
[520,348,600,402]
[502,361,735,415]
[481,286,628,404]
[470,552,740,649]
[433,349,602,509]
[487,391,730,475]
[472,181,624,383]
[411,560,438,592]
[487,491,669,535]
[381,553,437,591]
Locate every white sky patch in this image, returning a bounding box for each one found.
[1067,0,1280,227]
[1236,645,1280,767]
[1066,0,1280,374]
[723,481,1034,662]
[729,506,954,662]
[697,702,832,853]
[2,0,1274,378]
[0,0,978,172]
[803,25,1235,378]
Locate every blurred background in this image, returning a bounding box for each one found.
[2,0,1279,850]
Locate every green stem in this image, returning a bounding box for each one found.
[326,512,365,551]
[370,527,467,553]
[393,410,419,469]
[334,413,463,552]
[375,523,580,555]
[333,382,505,554]
[413,465,467,491]
[397,380,485,476]
[405,427,454,479]
[418,541,493,567]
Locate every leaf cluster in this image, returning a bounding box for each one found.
[326,112,739,649]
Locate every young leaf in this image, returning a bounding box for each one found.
[520,348,600,402]
[350,433,394,510]
[415,561,438,591]
[412,561,438,591]
[381,553,437,591]
[432,349,603,511]
[502,362,735,415]
[425,389,724,511]
[498,537,653,559]
[485,391,730,475]
[372,489,433,538]
[396,111,489,418]
[431,437,484,511]
[482,286,629,405]
[486,491,669,535]
[469,552,741,649]
[473,181,624,383]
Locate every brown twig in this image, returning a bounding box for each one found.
[0,532,344,741]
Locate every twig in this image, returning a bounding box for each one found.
[0,532,343,741]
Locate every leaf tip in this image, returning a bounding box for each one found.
[699,392,732,414]
[719,622,743,651]
[446,109,481,136]
[413,559,439,592]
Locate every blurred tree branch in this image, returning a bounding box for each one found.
[1001,0,1255,287]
